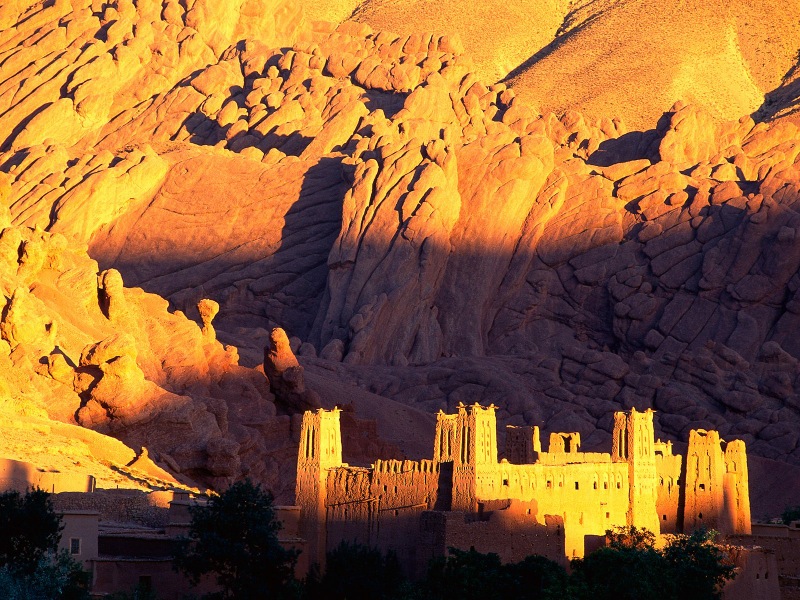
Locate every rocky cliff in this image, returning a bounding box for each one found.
[2,0,800,514]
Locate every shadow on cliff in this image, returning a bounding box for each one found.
[752,51,800,123]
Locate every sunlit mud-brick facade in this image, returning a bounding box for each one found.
[296,404,751,571]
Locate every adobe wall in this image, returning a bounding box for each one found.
[59,512,99,564]
[298,405,753,570]
[724,440,751,535]
[654,441,683,533]
[0,458,95,493]
[296,408,344,568]
[684,430,751,535]
[472,457,630,558]
[727,533,800,579]
[720,545,780,600]
[613,409,660,534]
[505,425,540,464]
[324,459,440,571]
[417,505,566,577]
[92,558,218,600]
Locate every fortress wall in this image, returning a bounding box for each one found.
[535,451,613,464]
[684,429,726,531]
[724,440,751,535]
[720,546,781,600]
[724,526,800,600]
[54,490,171,528]
[505,425,539,464]
[417,506,566,575]
[324,459,441,571]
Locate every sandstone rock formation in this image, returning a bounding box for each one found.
[264,327,321,413]
[3,0,800,518]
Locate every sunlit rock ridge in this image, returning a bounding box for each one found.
[2,0,800,514]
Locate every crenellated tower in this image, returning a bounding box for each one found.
[295,408,343,567]
[612,408,660,534]
[505,424,541,464]
[449,403,498,511]
[723,439,751,534]
[684,430,751,535]
[683,429,725,533]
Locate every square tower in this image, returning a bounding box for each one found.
[612,408,660,534]
[295,408,343,567]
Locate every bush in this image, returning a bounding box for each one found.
[662,529,735,600]
[0,489,63,576]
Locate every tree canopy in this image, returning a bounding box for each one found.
[571,527,735,600]
[174,479,299,600]
[0,489,90,600]
[0,488,62,575]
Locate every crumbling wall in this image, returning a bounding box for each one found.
[325,459,440,571]
[683,430,751,535]
[721,545,780,600]
[504,425,540,464]
[53,490,170,527]
[295,409,344,568]
[655,440,683,533]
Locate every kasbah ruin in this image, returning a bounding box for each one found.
[2,400,798,599]
[296,405,755,576]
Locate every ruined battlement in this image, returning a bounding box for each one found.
[373,459,439,474]
[535,451,615,465]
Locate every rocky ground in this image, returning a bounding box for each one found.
[2,0,800,514]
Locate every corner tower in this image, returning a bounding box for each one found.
[612,408,660,534]
[295,408,343,567]
[684,430,751,535]
[723,439,751,534]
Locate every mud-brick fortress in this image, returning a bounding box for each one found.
[296,404,751,572]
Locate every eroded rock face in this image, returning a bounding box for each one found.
[3,0,800,506]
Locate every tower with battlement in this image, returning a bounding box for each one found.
[612,408,660,534]
[295,408,343,567]
[445,404,499,511]
[505,424,541,464]
[684,430,751,535]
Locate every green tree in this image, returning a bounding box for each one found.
[0,489,62,575]
[506,554,572,600]
[571,526,736,600]
[782,505,800,525]
[0,489,90,600]
[571,527,674,600]
[420,546,570,600]
[423,547,511,600]
[303,541,409,600]
[662,529,735,600]
[174,479,298,600]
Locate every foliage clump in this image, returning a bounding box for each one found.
[0,489,90,600]
[174,479,299,600]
